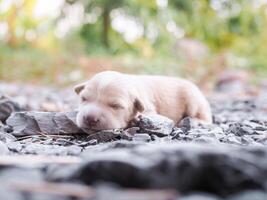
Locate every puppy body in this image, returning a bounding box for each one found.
[134,75,212,123]
[75,71,212,130]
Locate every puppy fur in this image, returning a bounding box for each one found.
[75,71,212,130]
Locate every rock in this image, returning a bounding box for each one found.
[86,129,127,143]
[136,114,175,137]
[178,117,192,132]
[0,187,24,200]
[123,127,140,136]
[52,143,267,195]
[194,136,218,144]
[22,143,82,156]
[0,94,21,122]
[23,194,70,200]
[227,190,267,200]
[0,167,43,182]
[221,135,243,145]
[81,141,142,155]
[132,134,151,142]
[0,141,9,154]
[6,111,85,136]
[1,125,13,133]
[227,123,255,136]
[179,193,222,200]
[2,82,267,198]
[0,131,17,143]
[178,117,201,133]
[6,141,22,153]
[78,139,98,147]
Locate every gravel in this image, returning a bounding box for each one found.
[0,83,267,199]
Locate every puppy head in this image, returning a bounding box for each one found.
[74,71,144,130]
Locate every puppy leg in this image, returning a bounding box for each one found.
[196,105,213,124]
[185,92,212,124]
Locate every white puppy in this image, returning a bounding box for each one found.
[75,71,212,130]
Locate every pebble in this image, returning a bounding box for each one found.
[132,133,151,142]
[1,83,267,199]
[0,141,9,154]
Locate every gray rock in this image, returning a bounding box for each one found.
[2,83,267,198]
[1,125,13,133]
[227,190,267,200]
[179,193,222,200]
[0,187,24,200]
[0,140,9,154]
[227,123,255,136]
[6,111,85,136]
[22,143,82,156]
[123,127,140,136]
[7,141,23,153]
[0,167,43,182]
[0,94,21,122]
[178,117,195,132]
[53,143,267,195]
[132,134,151,142]
[0,131,16,143]
[86,129,127,143]
[137,114,175,137]
[26,194,70,200]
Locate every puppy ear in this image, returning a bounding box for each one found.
[74,83,85,95]
[134,98,144,113]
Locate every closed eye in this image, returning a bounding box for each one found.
[108,103,124,110]
[81,96,87,102]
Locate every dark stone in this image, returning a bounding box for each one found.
[227,123,255,136]
[178,117,192,132]
[1,125,13,133]
[170,128,184,140]
[53,143,267,196]
[0,94,21,122]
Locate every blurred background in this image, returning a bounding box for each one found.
[0,0,267,91]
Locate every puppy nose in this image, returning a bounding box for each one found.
[84,115,99,127]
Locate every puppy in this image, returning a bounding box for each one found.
[75,71,212,130]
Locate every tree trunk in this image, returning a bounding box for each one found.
[102,7,110,48]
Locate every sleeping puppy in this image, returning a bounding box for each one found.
[74,71,212,130]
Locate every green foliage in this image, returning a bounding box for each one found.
[0,0,266,85]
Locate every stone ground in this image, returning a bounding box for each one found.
[0,81,267,200]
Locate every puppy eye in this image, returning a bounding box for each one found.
[81,97,87,102]
[109,103,123,110]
